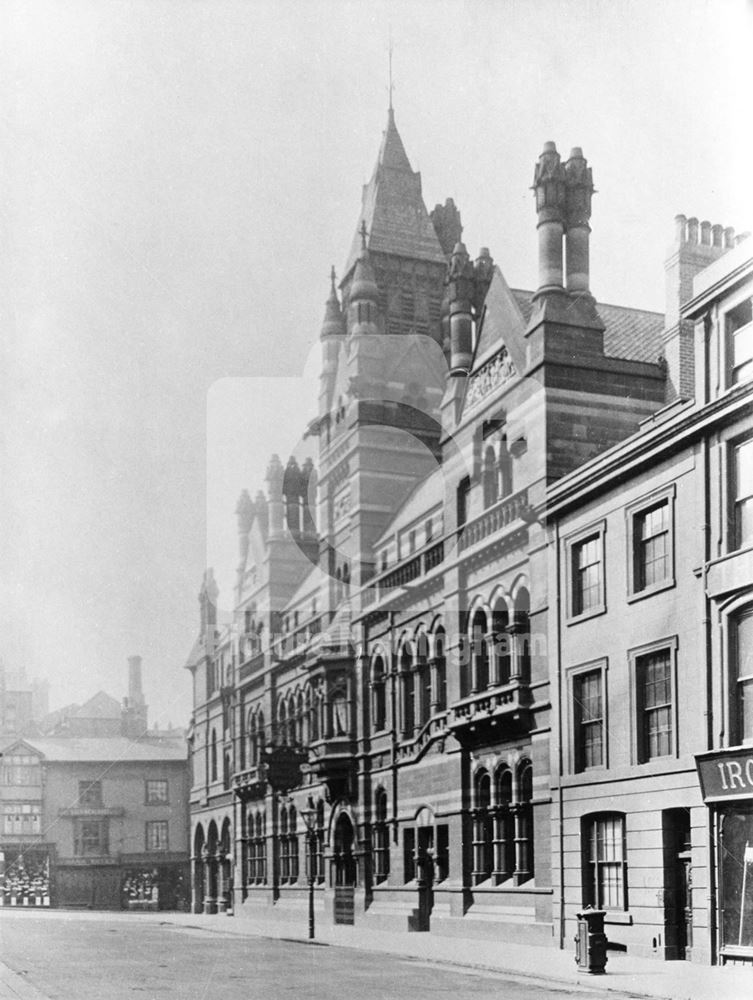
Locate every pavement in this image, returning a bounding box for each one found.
[1,906,752,1000]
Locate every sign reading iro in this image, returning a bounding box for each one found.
[696,747,753,802]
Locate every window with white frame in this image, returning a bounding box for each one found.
[567,523,606,620]
[583,813,627,910]
[627,487,675,598]
[731,605,753,745]
[630,638,678,763]
[731,437,753,551]
[146,820,169,851]
[145,779,168,805]
[726,297,753,386]
[572,663,606,772]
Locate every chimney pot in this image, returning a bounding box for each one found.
[724,226,736,248]
[674,214,688,242]
[712,223,723,248]
[687,217,699,244]
[700,221,712,245]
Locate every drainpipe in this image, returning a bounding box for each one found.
[555,518,566,950]
[701,425,718,964]
[389,611,398,840]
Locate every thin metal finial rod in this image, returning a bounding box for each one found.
[388,29,394,112]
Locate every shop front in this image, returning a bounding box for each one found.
[696,746,753,966]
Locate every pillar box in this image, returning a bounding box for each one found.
[574,907,608,974]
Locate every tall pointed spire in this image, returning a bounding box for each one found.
[344,109,445,276]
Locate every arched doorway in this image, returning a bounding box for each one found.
[414,806,436,931]
[332,812,356,925]
[218,818,233,913]
[204,821,219,914]
[192,825,205,914]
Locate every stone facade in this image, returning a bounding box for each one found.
[185,108,751,963]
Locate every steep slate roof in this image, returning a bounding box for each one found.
[5,736,186,762]
[510,290,664,364]
[373,466,444,548]
[344,109,446,276]
[74,691,121,718]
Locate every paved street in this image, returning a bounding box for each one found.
[0,912,611,1000]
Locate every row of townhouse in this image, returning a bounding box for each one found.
[184,107,753,965]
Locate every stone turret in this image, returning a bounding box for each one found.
[431,197,463,259]
[563,147,594,296]
[448,242,475,376]
[532,141,567,295]
[265,454,285,539]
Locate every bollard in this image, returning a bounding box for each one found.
[574,907,608,974]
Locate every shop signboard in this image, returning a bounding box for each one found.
[695,746,753,802]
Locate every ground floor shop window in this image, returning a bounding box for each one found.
[583,812,627,910]
[0,851,50,901]
[719,807,753,950]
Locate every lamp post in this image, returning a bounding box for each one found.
[300,799,317,940]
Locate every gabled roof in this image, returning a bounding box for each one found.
[74,691,121,719]
[373,467,444,548]
[344,109,446,276]
[510,290,664,364]
[1,735,186,763]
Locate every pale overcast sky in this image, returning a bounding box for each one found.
[1,0,750,726]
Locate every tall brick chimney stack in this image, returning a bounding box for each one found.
[663,214,734,401]
[563,147,594,297]
[532,141,567,296]
[122,655,148,739]
[128,655,144,705]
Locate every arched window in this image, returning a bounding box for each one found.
[515,760,534,884]
[278,700,287,746]
[288,805,299,883]
[279,807,290,883]
[210,729,218,782]
[257,711,265,760]
[483,445,498,507]
[491,598,511,685]
[372,655,387,732]
[296,692,305,746]
[493,767,515,883]
[315,799,325,884]
[472,770,493,884]
[310,686,321,742]
[223,751,230,790]
[331,687,348,737]
[400,642,415,737]
[416,632,431,727]
[470,609,489,693]
[247,810,267,885]
[373,788,390,883]
[512,588,531,682]
[342,563,350,597]
[499,437,513,499]
[434,627,447,711]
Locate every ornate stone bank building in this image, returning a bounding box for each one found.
[185,109,753,964]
